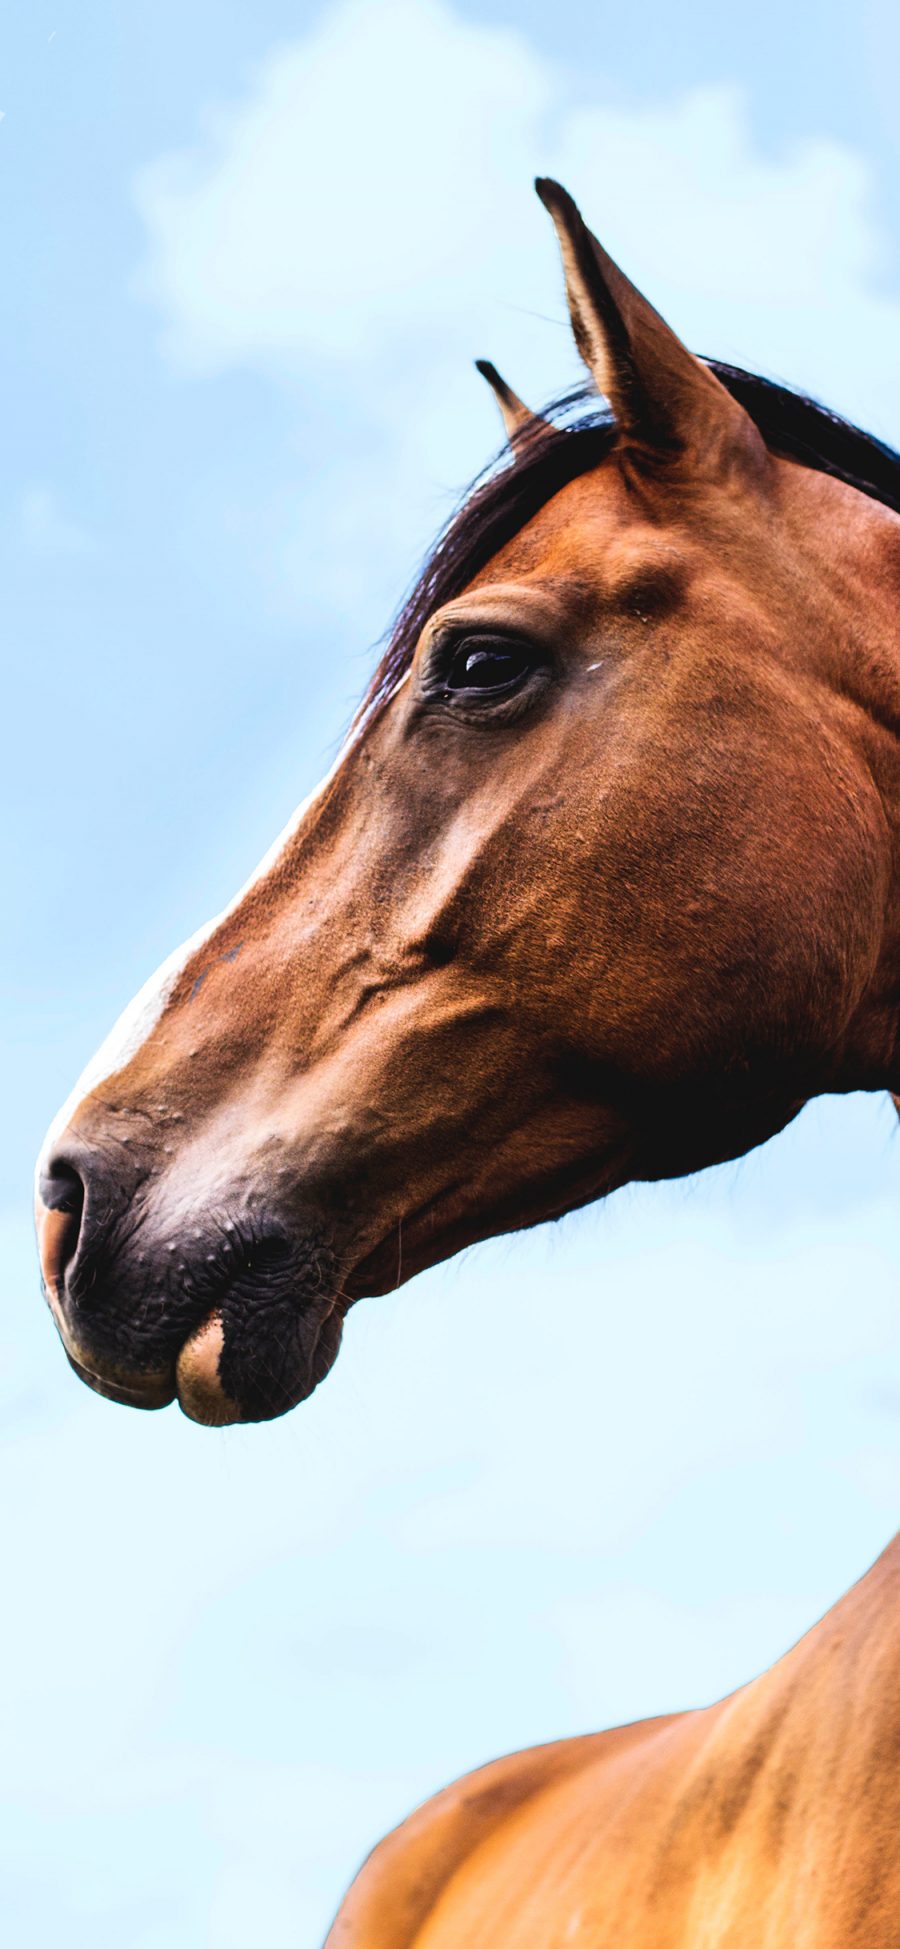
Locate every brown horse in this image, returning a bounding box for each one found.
[35,181,900,1943]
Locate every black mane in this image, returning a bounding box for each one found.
[363,363,900,721]
[708,360,900,506]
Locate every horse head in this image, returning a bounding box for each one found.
[35,182,900,1424]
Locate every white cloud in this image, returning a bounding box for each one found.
[556,87,899,437]
[134,0,900,440]
[131,0,900,633]
[133,0,552,378]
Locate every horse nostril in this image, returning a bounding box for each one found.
[39,1160,86,1219]
[36,1158,86,1297]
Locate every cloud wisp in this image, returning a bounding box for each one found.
[131,0,900,631]
[134,0,900,422]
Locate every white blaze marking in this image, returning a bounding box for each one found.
[35,684,402,1182]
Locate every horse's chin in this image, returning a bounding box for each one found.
[173,1293,345,1427]
[175,1313,242,1426]
[58,1302,344,1426]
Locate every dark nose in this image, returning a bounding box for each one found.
[35,1134,179,1410]
[36,1155,86,1299]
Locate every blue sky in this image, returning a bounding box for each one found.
[4,2,900,1942]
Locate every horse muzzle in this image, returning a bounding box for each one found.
[35,1143,344,1425]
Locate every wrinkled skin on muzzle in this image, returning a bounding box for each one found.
[34,183,900,1423]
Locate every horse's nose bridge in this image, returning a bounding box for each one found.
[35,752,365,1239]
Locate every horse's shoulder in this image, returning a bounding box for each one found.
[324,1713,684,1947]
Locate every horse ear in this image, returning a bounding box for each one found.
[475,360,551,449]
[535,178,765,474]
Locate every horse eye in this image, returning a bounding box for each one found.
[444,635,533,695]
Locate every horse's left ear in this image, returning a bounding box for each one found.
[536,178,766,477]
[474,360,551,448]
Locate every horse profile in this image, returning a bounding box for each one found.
[35,181,900,1943]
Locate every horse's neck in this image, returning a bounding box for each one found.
[720,1532,900,1810]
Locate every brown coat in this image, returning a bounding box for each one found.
[330,1535,900,1946]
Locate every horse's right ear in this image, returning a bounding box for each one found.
[535,178,766,478]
